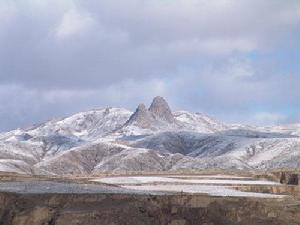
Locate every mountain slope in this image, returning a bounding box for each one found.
[174,111,228,133]
[34,141,183,175]
[0,96,299,175]
[129,130,300,169]
[0,107,132,174]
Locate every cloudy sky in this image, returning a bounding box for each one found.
[0,0,300,131]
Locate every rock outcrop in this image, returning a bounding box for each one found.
[149,96,175,123]
[121,97,177,132]
[0,192,299,225]
[280,172,299,185]
[124,104,156,129]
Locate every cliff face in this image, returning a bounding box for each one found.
[279,172,299,185]
[0,193,299,225]
[123,96,176,131]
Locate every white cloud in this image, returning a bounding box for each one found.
[54,8,95,40]
[0,79,169,131]
[0,1,17,26]
[166,38,256,55]
[1,0,300,129]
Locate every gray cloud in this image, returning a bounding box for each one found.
[0,0,300,131]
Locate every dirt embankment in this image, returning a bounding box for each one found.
[0,192,300,225]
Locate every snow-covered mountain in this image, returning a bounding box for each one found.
[0,96,299,175]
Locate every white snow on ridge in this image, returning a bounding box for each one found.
[27,107,132,140]
[0,159,32,174]
[174,111,228,133]
[0,96,300,175]
[259,123,300,136]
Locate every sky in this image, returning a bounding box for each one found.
[0,0,300,131]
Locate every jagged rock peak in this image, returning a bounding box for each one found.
[103,107,110,116]
[124,103,155,128]
[149,96,175,123]
[137,104,147,112]
[131,104,148,120]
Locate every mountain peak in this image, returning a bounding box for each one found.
[137,103,147,111]
[103,107,110,116]
[124,103,155,128]
[149,96,175,123]
[151,96,166,103]
[123,97,176,130]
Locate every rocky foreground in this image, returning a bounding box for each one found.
[1,192,300,225]
[0,171,299,225]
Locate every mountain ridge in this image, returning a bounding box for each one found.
[0,96,299,175]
